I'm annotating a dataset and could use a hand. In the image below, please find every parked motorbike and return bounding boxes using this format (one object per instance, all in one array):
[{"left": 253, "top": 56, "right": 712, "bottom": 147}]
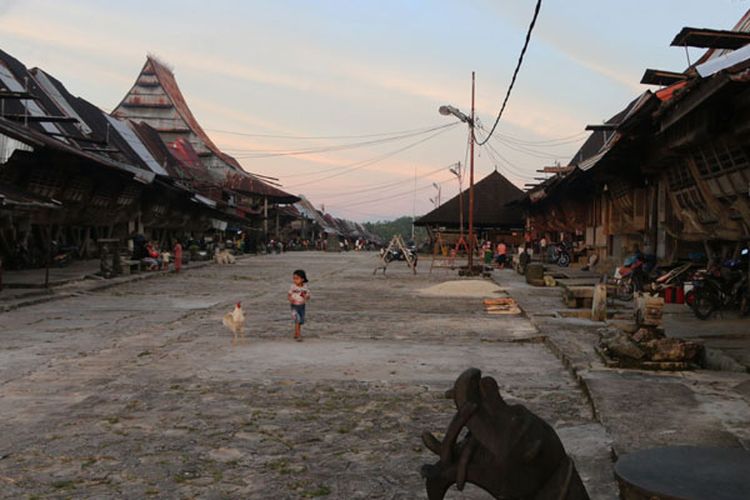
[
  {"left": 688, "top": 249, "right": 749, "bottom": 320},
  {"left": 50, "top": 240, "right": 78, "bottom": 267},
  {"left": 611, "top": 252, "right": 662, "bottom": 301},
  {"left": 549, "top": 241, "right": 572, "bottom": 267},
  {"left": 383, "top": 244, "right": 418, "bottom": 265}
]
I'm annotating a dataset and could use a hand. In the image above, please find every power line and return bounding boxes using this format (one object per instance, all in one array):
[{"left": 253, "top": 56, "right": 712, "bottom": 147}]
[
  {"left": 480, "top": 142, "right": 535, "bottom": 180},
  {"left": 476, "top": 121, "right": 570, "bottom": 170},
  {"left": 316, "top": 162, "right": 458, "bottom": 200},
  {"left": 328, "top": 175, "right": 455, "bottom": 210},
  {"left": 219, "top": 122, "right": 459, "bottom": 159},
  {"left": 474, "top": 124, "right": 535, "bottom": 176},
  {"left": 492, "top": 136, "right": 568, "bottom": 160},
  {"left": 475, "top": 0, "right": 543, "bottom": 146},
  {"left": 284, "top": 126, "right": 455, "bottom": 188},
  {"left": 207, "top": 123, "right": 459, "bottom": 140},
  {"left": 495, "top": 131, "right": 587, "bottom": 147},
  {"left": 261, "top": 124, "right": 458, "bottom": 181}
]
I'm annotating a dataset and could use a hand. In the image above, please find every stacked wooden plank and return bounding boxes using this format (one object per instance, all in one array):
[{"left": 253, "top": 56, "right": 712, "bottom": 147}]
[{"left": 483, "top": 297, "right": 522, "bottom": 315}]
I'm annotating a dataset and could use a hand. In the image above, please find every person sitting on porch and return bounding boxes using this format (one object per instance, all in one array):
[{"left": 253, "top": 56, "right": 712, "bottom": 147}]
[
  {"left": 495, "top": 241, "right": 508, "bottom": 268},
  {"left": 142, "top": 241, "right": 162, "bottom": 271}
]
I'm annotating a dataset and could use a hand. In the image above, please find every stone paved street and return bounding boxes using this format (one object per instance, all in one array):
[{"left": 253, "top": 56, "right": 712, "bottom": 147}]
[{"left": 0, "top": 252, "right": 614, "bottom": 499}]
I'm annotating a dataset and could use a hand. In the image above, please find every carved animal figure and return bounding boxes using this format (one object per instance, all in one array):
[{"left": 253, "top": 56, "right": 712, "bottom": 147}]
[{"left": 421, "top": 368, "right": 589, "bottom": 500}]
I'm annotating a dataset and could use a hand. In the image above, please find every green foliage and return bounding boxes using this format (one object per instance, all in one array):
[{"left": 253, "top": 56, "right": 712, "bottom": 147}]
[{"left": 363, "top": 216, "right": 428, "bottom": 244}]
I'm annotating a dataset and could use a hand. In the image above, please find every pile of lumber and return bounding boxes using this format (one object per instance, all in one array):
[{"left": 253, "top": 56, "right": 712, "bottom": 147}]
[{"left": 483, "top": 297, "right": 522, "bottom": 315}]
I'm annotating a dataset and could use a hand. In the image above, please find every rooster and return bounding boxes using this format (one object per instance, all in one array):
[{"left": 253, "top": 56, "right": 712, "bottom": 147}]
[{"left": 222, "top": 302, "right": 246, "bottom": 341}]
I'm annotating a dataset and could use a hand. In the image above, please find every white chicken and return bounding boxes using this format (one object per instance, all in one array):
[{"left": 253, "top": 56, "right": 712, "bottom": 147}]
[{"left": 222, "top": 302, "right": 246, "bottom": 341}]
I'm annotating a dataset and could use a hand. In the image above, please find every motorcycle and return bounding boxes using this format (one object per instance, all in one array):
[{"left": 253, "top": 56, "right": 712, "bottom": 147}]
[
  {"left": 50, "top": 240, "right": 78, "bottom": 267},
  {"left": 611, "top": 255, "right": 644, "bottom": 301},
  {"left": 688, "top": 249, "right": 749, "bottom": 320},
  {"left": 610, "top": 253, "right": 663, "bottom": 301},
  {"left": 549, "top": 242, "right": 571, "bottom": 267},
  {"left": 382, "top": 244, "right": 418, "bottom": 265}
]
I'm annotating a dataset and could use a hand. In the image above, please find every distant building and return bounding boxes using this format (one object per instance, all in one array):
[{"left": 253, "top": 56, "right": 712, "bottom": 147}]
[{"left": 415, "top": 169, "right": 525, "bottom": 244}]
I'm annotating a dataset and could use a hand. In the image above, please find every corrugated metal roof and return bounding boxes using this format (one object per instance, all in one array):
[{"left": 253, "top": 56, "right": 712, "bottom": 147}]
[
  {"left": 224, "top": 171, "right": 299, "bottom": 203},
  {"left": 0, "top": 116, "right": 155, "bottom": 184},
  {"left": 0, "top": 61, "right": 66, "bottom": 139},
  {"left": 31, "top": 69, "right": 93, "bottom": 135},
  {"left": 129, "top": 121, "right": 216, "bottom": 187},
  {"left": 105, "top": 116, "right": 168, "bottom": 176},
  {"left": 696, "top": 42, "right": 750, "bottom": 77},
  {"left": 116, "top": 57, "right": 244, "bottom": 172}
]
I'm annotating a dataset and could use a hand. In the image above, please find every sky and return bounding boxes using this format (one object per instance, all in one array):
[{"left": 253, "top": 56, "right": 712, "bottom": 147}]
[{"left": 1, "top": 0, "right": 748, "bottom": 221}]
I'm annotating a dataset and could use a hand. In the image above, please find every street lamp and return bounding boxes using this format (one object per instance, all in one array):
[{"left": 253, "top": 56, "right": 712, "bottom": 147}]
[
  {"left": 439, "top": 71, "right": 476, "bottom": 271},
  {"left": 439, "top": 105, "right": 471, "bottom": 124}
]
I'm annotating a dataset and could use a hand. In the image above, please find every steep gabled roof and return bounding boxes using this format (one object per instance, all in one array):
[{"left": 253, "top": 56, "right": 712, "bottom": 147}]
[
  {"left": 224, "top": 172, "right": 300, "bottom": 203},
  {"left": 113, "top": 56, "right": 243, "bottom": 171},
  {"left": 113, "top": 56, "right": 298, "bottom": 201},
  {"left": 130, "top": 121, "right": 215, "bottom": 186},
  {"left": 415, "top": 170, "right": 524, "bottom": 229}
]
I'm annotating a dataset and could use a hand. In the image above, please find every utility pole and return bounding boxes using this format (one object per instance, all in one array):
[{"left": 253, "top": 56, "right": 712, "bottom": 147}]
[
  {"left": 468, "top": 71, "right": 476, "bottom": 271},
  {"left": 411, "top": 165, "right": 416, "bottom": 241},
  {"left": 450, "top": 162, "right": 464, "bottom": 238}
]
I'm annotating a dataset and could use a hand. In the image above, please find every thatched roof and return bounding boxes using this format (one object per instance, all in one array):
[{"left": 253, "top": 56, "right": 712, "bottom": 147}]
[{"left": 415, "top": 170, "right": 524, "bottom": 229}]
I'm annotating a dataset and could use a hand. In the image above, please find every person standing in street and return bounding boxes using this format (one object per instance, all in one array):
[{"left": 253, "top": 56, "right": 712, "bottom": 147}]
[
  {"left": 173, "top": 241, "right": 183, "bottom": 273},
  {"left": 496, "top": 240, "right": 507, "bottom": 269},
  {"left": 288, "top": 269, "right": 310, "bottom": 342}
]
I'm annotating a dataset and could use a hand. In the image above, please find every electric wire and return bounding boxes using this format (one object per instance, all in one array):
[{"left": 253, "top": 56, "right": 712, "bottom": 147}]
[
  {"left": 475, "top": 118, "right": 573, "bottom": 161},
  {"left": 268, "top": 123, "right": 459, "bottom": 181},
  {"left": 474, "top": 124, "right": 537, "bottom": 179},
  {"left": 283, "top": 125, "right": 456, "bottom": 188},
  {"left": 475, "top": 0, "right": 543, "bottom": 146},
  {"left": 316, "top": 162, "right": 459, "bottom": 200},
  {"left": 492, "top": 136, "right": 569, "bottom": 160},
  {"left": 220, "top": 122, "right": 459, "bottom": 159},
  {"left": 495, "top": 131, "right": 588, "bottom": 147},
  {"left": 482, "top": 142, "right": 536, "bottom": 181},
  {"left": 328, "top": 175, "right": 455, "bottom": 210},
  {"left": 207, "top": 123, "right": 461, "bottom": 141}
]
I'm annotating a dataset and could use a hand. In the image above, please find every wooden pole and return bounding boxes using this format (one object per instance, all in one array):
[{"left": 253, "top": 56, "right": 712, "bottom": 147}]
[
  {"left": 468, "top": 71, "right": 476, "bottom": 270},
  {"left": 45, "top": 226, "right": 51, "bottom": 288},
  {"left": 263, "top": 197, "right": 268, "bottom": 241},
  {"left": 458, "top": 161, "right": 464, "bottom": 238}
]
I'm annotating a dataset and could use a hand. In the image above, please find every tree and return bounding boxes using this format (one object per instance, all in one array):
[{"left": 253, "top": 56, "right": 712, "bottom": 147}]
[{"left": 362, "top": 216, "right": 427, "bottom": 244}]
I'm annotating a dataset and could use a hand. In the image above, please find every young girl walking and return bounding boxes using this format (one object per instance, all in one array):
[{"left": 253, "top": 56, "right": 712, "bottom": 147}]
[{"left": 287, "top": 269, "right": 310, "bottom": 341}]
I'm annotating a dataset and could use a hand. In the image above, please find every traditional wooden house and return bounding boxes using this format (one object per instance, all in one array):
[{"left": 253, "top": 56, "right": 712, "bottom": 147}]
[
  {"left": 112, "top": 56, "right": 298, "bottom": 244},
  {"left": 522, "top": 11, "right": 750, "bottom": 265},
  {"left": 415, "top": 169, "right": 525, "bottom": 245},
  {"left": 0, "top": 49, "right": 162, "bottom": 265},
  {"left": 0, "top": 47, "right": 272, "bottom": 267},
  {"left": 523, "top": 96, "right": 657, "bottom": 262}
]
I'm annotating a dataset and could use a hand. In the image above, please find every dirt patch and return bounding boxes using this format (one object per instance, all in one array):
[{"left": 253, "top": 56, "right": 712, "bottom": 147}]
[{"left": 417, "top": 279, "right": 500, "bottom": 298}]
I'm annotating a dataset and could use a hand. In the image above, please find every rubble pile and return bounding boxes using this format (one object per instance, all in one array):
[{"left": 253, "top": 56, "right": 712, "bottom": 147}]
[{"left": 598, "top": 327, "right": 704, "bottom": 370}]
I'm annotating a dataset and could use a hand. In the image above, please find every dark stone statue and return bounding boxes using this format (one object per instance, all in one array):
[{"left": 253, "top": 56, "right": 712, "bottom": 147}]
[{"left": 421, "top": 368, "right": 590, "bottom": 500}]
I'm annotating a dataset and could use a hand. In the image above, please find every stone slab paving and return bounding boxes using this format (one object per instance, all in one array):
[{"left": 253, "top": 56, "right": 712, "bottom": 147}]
[
  {"left": 0, "top": 253, "right": 615, "bottom": 498},
  {"left": 493, "top": 268, "right": 750, "bottom": 457}
]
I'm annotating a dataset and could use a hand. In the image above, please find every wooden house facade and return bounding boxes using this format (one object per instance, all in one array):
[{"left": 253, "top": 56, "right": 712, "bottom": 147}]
[
  {"left": 0, "top": 49, "right": 299, "bottom": 268},
  {"left": 416, "top": 169, "right": 526, "bottom": 245},
  {"left": 112, "top": 56, "right": 298, "bottom": 245},
  {"left": 523, "top": 13, "right": 750, "bottom": 267}
]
